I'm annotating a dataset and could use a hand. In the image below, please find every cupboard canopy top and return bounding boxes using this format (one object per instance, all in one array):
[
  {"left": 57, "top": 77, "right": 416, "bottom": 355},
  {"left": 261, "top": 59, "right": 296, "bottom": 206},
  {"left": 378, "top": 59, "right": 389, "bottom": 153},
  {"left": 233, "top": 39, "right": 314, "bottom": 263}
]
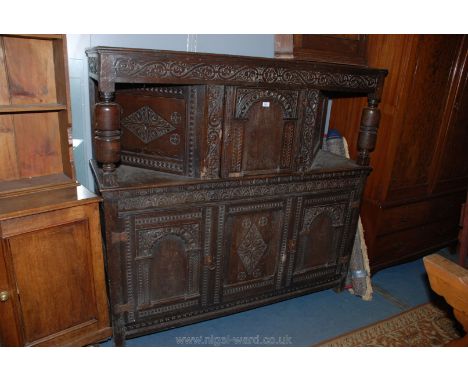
[{"left": 86, "top": 46, "right": 387, "bottom": 95}]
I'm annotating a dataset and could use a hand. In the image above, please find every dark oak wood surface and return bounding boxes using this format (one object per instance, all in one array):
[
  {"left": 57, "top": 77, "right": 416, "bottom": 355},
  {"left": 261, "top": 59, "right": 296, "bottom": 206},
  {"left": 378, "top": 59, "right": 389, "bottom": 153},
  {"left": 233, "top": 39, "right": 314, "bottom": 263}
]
[{"left": 87, "top": 47, "right": 386, "bottom": 345}]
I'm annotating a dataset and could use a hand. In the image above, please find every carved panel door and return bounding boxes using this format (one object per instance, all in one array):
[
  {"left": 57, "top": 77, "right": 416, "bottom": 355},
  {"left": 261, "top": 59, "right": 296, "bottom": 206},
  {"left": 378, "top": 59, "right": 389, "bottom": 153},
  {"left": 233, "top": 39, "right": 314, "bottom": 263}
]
[
  {"left": 287, "top": 193, "right": 351, "bottom": 287},
  {"left": 221, "top": 86, "right": 327, "bottom": 177},
  {"left": 124, "top": 208, "right": 208, "bottom": 323},
  {"left": 115, "top": 85, "right": 202, "bottom": 177},
  {"left": 216, "top": 199, "right": 293, "bottom": 303}
]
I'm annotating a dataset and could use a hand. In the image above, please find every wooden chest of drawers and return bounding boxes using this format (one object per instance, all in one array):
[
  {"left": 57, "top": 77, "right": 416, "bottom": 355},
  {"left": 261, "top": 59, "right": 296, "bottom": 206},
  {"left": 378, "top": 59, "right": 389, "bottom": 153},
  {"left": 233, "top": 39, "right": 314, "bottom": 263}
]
[{"left": 87, "top": 47, "right": 386, "bottom": 345}]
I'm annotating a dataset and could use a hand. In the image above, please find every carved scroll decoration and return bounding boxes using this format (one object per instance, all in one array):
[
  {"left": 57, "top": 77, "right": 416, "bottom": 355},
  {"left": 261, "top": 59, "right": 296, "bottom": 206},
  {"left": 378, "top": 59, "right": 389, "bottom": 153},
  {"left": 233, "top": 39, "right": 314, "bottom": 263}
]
[
  {"left": 203, "top": 85, "right": 224, "bottom": 179},
  {"left": 234, "top": 88, "right": 299, "bottom": 119},
  {"left": 138, "top": 224, "right": 201, "bottom": 258},
  {"left": 117, "top": 171, "right": 365, "bottom": 211},
  {"left": 112, "top": 58, "right": 379, "bottom": 90},
  {"left": 302, "top": 204, "right": 346, "bottom": 231},
  {"left": 298, "top": 89, "right": 320, "bottom": 172}
]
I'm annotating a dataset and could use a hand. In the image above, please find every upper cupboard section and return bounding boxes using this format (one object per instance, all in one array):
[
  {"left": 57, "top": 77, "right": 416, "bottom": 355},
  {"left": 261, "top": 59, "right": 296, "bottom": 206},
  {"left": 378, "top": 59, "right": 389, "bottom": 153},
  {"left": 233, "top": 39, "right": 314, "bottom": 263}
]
[{"left": 87, "top": 47, "right": 387, "bottom": 181}]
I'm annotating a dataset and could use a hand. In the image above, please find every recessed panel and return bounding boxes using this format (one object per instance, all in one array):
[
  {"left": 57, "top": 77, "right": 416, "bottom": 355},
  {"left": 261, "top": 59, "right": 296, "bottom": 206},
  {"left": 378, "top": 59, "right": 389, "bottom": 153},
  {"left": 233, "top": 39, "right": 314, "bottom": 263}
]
[
  {"left": 3, "top": 36, "right": 58, "bottom": 105},
  {"left": 9, "top": 221, "right": 96, "bottom": 344}
]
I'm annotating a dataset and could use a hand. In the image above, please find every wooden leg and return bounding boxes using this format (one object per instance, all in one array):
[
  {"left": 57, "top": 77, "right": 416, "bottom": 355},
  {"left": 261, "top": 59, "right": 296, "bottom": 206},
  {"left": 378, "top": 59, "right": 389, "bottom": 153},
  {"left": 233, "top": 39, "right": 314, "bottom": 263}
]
[{"left": 112, "top": 315, "right": 126, "bottom": 347}]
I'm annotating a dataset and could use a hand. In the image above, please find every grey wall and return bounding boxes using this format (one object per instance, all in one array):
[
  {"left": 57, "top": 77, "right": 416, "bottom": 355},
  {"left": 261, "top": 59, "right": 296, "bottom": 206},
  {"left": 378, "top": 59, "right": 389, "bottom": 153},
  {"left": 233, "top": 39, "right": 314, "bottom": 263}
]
[{"left": 66, "top": 34, "right": 275, "bottom": 190}]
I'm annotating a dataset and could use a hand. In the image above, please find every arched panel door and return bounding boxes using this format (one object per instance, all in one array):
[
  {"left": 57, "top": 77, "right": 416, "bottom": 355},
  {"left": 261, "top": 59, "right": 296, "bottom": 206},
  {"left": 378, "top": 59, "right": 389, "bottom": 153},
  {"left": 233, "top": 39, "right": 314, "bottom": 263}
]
[
  {"left": 291, "top": 198, "right": 348, "bottom": 287},
  {"left": 126, "top": 209, "right": 206, "bottom": 325},
  {"left": 222, "top": 86, "right": 301, "bottom": 177}
]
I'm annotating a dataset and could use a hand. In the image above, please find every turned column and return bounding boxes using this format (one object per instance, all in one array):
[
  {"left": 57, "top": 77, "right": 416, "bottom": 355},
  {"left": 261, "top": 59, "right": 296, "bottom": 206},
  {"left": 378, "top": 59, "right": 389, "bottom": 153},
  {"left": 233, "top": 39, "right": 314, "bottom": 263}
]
[
  {"left": 94, "top": 91, "right": 121, "bottom": 173},
  {"left": 357, "top": 97, "right": 381, "bottom": 166}
]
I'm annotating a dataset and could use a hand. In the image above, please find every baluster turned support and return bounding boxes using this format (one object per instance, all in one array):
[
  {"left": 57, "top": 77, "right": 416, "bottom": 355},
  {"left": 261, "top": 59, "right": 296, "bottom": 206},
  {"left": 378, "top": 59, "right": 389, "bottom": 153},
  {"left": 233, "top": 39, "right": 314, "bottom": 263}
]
[
  {"left": 357, "top": 97, "right": 381, "bottom": 166},
  {"left": 94, "top": 91, "right": 121, "bottom": 173}
]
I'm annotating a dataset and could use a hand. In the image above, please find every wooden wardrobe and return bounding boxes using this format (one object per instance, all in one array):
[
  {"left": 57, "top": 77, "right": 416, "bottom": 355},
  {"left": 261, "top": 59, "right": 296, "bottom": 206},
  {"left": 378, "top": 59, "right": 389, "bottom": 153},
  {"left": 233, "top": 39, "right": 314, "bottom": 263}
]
[{"left": 327, "top": 35, "right": 468, "bottom": 271}]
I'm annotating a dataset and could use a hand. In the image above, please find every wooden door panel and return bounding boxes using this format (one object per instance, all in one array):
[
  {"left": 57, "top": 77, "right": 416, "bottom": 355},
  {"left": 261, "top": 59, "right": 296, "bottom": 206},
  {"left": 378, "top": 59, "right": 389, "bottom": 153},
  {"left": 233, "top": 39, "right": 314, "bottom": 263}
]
[
  {"left": 115, "top": 85, "right": 202, "bottom": 177},
  {"left": 220, "top": 199, "right": 292, "bottom": 302},
  {"left": 290, "top": 194, "right": 349, "bottom": 286},
  {"left": 8, "top": 220, "right": 96, "bottom": 345},
  {"left": 127, "top": 208, "right": 205, "bottom": 321},
  {"left": 222, "top": 86, "right": 302, "bottom": 177},
  {"left": 2, "top": 36, "right": 58, "bottom": 105},
  {"left": 0, "top": 241, "right": 22, "bottom": 346}
]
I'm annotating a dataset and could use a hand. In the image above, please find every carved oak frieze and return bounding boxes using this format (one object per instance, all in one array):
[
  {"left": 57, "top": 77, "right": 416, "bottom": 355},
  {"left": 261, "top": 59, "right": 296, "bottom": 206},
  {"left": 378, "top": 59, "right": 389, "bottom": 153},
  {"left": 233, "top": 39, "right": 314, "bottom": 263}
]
[
  {"left": 116, "top": 171, "right": 364, "bottom": 211},
  {"left": 111, "top": 57, "right": 379, "bottom": 90}
]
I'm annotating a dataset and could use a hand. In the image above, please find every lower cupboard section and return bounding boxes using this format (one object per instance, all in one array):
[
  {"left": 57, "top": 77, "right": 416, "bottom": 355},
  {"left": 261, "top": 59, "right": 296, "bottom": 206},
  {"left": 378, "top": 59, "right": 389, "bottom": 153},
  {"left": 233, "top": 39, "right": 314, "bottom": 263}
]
[{"left": 104, "top": 182, "right": 364, "bottom": 345}]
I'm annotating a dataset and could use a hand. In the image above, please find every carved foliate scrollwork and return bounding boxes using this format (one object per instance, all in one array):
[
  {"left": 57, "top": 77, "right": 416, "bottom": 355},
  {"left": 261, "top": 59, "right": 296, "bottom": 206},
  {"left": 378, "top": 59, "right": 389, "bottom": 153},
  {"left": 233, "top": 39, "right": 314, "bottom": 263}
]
[
  {"left": 112, "top": 57, "right": 379, "bottom": 90},
  {"left": 298, "top": 89, "right": 320, "bottom": 172},
  {"left": 138, "top": 224, "right": 201, "bottom": 258},
  {"left": 234, "top": 88, "right": 299, "bottom": 119},
  {"left": 203, "top": 85, "right": 224, "bottom": 179},
  {"left": 302, "top": 204, "right": 346, "bottom": 231},
  {"left": 117, "top": 170, "right": 365, "bottom": 211}
]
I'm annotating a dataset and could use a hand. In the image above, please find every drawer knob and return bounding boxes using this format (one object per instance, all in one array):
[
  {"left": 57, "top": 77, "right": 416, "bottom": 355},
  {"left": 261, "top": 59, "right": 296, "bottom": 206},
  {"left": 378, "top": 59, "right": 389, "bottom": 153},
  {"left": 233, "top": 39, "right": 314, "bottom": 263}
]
[{"left": 0, "top": 290, "right": 9, "bottom": 302}]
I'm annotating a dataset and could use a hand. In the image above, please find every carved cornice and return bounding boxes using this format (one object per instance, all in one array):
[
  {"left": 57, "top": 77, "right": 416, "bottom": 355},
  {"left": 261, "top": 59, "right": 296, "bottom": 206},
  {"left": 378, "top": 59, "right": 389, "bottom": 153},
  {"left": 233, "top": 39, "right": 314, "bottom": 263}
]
[{"left": 111, "top": 57, "right": 379, "bottom": 90}]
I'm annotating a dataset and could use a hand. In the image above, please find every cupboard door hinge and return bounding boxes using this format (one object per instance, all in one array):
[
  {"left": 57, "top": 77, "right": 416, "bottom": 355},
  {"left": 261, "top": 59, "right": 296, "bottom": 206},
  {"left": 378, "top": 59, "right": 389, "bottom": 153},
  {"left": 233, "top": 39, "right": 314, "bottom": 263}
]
[
  {"left": 114, "top": 303, "right": 131, "bottom": 314},
  {"left": 111, "top": 231, "right": 128, "bottom": 245}
]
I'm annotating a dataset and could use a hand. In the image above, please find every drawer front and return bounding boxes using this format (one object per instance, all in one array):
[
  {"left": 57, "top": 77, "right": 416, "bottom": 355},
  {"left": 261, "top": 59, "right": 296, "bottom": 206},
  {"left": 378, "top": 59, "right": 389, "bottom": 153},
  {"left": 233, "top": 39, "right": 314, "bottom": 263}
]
[
  {"left": 373, "top": 218, "right": 459, "bottom": 268},
  {"left": 378, "top": 193, "right": 465, "bottom": 235},
  {"left": 122, "top": 207, "right": 208, "bottom": 325}
]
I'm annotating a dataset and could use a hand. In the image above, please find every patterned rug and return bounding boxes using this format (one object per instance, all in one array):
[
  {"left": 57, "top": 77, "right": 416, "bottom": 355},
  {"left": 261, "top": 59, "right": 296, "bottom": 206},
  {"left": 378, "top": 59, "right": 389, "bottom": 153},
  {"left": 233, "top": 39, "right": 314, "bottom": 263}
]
[{"left": 316, "top": 302, "right": 463, "bottom": 346}]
